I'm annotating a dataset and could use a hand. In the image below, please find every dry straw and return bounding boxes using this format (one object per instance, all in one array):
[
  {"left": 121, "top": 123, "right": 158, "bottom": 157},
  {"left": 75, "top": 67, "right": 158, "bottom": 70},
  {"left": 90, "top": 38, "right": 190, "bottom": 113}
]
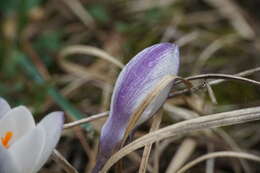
[
  {"left": 59, "top": 45, "right": 124, "bottom": 71},
  {"left": 139, "top": 111, "right": 163, "bottom": 173},
  {"left": 100, "top": 106, "right": 260, "bottom": 172},
  {"left": 52, "top": 150, "right": 79, "bottom": 173},
  {"left": 177, "top": 151, "right": 260, "bottom": 173}
]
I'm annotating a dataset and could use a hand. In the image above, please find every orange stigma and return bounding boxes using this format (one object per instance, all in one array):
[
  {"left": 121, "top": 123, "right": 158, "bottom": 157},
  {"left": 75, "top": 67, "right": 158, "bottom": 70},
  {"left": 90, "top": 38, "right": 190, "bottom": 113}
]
[{"left": 1, "top": 131, "right": 13, "bottom": 148}]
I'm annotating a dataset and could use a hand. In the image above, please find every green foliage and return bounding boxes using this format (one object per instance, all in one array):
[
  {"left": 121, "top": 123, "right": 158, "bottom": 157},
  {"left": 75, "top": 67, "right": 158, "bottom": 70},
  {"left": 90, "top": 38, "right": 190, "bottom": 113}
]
[
  {"left": 34, "top": 31, "right": 63, "bottom": 68},
  {"left": 87, "top": 4, "right": 110, "bottom": 24}
]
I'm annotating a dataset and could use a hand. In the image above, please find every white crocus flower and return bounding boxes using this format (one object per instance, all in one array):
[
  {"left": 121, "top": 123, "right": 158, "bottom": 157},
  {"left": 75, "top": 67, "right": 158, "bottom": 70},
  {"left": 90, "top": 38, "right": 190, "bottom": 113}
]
[{"left": 0, "top": 98, "right": 64, "bottom": 173}]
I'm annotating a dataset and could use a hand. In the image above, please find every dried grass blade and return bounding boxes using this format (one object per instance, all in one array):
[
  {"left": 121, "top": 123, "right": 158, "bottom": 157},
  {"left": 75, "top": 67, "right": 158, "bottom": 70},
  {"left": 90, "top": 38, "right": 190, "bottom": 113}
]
[
  {"left": 214, "top": 129, "right": 252, "bottom": 173},
  {"left": 205, "top": 81, "right": 217, "bottom": 104},
  {"left": 204, "top": 0, "right": 255, "bottom": 39},
  {"left": 59, "top": 45, "right": 124, "bottom": 69},
  {"left": 165, "top": 138, "right": 197, "bottom": 173},
  {"left": 209, "top": 67, "right": 260, "bottom": 85},
  {"left": 52, "top": 149, "right": 78, "bottom": 173},
  {"left": 176, "top": 151, "right": 260, "bottom": 173},
  {"left": 186, "top": 73, "right": 260, "bottom": 86},
  {"left": 175, "top": 31, "right": 199, "bottom": 47},
  {"left": 205, "top": 143, "right": 215, "bottom": 173},
  {"left": 100, "top": 106, "right": 260, "bottom": 172},
  {"left": 61, "top": 0, "right": 95, "bottom": 27},
  {"left": 139, "top": 111, "right": 163, "bottom": 173},
  {"left": 192, "top": 34, "right": 238, "bottom": 74},
  {"left": 169, "top": 68, "right": 260, "bottom": 98},
  {"left": 64, "top": 111, "right": 109, "bottom": 129}
]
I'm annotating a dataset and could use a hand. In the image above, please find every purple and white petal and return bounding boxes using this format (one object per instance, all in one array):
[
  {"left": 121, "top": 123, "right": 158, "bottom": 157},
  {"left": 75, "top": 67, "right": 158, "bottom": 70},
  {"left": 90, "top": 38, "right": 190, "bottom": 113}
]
[
  {"left": 93, "top": 43, "right": 180, "bottom": 172},
  {"left": 0, "top": 98, "right": 11, "bottom": 120},
  {"left": 109, "top": 43, "right": 179, "bottom": 128}
]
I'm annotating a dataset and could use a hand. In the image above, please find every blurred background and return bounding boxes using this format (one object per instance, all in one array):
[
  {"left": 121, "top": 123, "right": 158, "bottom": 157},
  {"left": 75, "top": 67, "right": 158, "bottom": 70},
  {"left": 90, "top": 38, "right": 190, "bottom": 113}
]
[{"left": 1, "top": 0, "right": 260, "bottom": 172}]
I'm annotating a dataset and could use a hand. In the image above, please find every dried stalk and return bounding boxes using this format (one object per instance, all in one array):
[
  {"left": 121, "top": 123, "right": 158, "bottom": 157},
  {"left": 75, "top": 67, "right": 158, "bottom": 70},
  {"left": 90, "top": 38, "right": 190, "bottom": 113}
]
[
  {"left": 64, "top": 111, "right": 109, "bottom": 129},
  {"left": 139, "top": 111, "right": 162, "bottom": 173},
  {"left": 204, "top": 0, "right": 255, "bottom": 39},
  {"left": 185, "top": 73, "right": 260, "bottom": 86},
  {"left": 169, "top": 68, "right": 260, "bottom": 98},
  {"left": 52, "top": 149, "right": 78, "bottom": 173},
  {"left": 61, "top": 0, "right": 95, "bottom": 27},
  {"left": 192, "top": 34, "right": 238, "bottom": 74},
  {"left": 165, "top": 138, "right": 197, "bottom": 173},
  {"left": 165, "top": 103, "right": 251, "bottom": 172},
  {"left": 176, "top": 151, "right": 260, "bottom": 173},
  {"left": 59, "top": 45, "right": 124, "bottom": 69},
  {"left": 210, "top": 67, "right": 260, "bottom": 85},
  {"left": 100, "top": 106, "right": 260, "bottom": 172},
  {"left": 205, "top": 81, "right": 217, "bottom": 104},
  {"left": 175, "top": 31, "right": 199, "bottom": 47}
]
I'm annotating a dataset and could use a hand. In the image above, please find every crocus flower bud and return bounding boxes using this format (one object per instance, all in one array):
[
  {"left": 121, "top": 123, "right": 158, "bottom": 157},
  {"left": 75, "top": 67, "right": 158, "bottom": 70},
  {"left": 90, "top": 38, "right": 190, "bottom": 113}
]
[
  {"left": 93, "top": 43, "right": 180, "bottom": 172},
  {"left": 0, "top": 98, "right": 64, "bottom": 173}
]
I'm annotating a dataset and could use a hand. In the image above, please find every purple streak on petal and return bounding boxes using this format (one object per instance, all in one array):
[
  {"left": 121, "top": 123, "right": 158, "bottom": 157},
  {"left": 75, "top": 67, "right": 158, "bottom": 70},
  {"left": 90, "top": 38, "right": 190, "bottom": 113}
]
[
  {"left": 112, "top": 43, "right": 178, "bottom": 124},
  {"left": 93, "top": 43, "right": 180, "bottom": 172},
  {"left": 110, "top": 43, "right": 179, "bottom": 128},
  {"left": 116, "top": 44, "right": 170, "bottom": 113}
]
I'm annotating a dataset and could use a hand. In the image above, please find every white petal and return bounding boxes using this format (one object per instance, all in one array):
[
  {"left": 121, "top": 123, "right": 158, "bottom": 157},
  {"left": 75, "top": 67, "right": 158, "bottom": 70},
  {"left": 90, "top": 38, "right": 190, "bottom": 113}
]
[
  {"left": 33, "top": 112, "right": 64, "bottom": 172},
  {"left": 0, "top": 98, "right": 11, "bottom": 120},
  {"left": 9, "top": 127, "right": 45, "bottom": 173},
  {"left": 0, "top": 106, "right": 35, "bottom": 145},
  {"left": 0, "top": 145, "right": 20, "bottom": 173},
  {"left": 137, "top": 81, "right": 173, "bottom": 125}
]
